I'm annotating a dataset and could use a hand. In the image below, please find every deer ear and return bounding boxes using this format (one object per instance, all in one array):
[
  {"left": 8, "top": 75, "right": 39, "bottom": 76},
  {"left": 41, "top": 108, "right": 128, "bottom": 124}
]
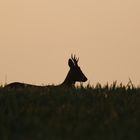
[{"left": 68, "top": 59, "right": 74, "bottom": 68}]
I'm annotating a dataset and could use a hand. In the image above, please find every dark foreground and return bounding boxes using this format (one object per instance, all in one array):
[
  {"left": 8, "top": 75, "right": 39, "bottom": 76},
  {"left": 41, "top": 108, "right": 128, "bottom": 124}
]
[{"left": 0, "top": 84, "right": 140, "bottom": 140}]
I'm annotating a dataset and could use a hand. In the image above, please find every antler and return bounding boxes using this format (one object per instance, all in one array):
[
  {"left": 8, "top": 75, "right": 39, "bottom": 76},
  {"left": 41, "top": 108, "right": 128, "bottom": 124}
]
[{"left": 71, "top": 54, "right": 79, "bottom": 66}]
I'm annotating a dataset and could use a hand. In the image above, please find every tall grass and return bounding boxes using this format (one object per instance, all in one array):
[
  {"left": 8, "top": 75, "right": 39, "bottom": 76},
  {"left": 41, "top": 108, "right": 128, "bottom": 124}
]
[{"left": 0, "top": 82, "right": 140, "bottom": 140}]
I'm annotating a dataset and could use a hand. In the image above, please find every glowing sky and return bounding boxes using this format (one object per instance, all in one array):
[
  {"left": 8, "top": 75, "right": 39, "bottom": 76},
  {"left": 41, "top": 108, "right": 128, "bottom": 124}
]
[{"left": 0, "top": 0, "right": 140, "bottom": 85}]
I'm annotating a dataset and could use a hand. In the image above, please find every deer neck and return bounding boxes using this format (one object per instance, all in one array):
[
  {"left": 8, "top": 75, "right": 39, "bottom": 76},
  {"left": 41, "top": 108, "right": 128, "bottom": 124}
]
[{"left": 61, "top": 70, "right": 75, "bottom": 87}]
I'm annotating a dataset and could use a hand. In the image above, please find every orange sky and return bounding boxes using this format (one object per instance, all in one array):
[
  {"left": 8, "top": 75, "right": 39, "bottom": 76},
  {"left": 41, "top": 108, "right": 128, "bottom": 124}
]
[{"left": 0, "top": 0, "right": 140, "bottom": 86}]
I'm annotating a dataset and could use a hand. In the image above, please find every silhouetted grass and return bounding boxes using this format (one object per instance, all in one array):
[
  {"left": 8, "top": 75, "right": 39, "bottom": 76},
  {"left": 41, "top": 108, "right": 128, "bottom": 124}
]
[{"left": 0, "top": 82, "right": 140, "bottom": 140}]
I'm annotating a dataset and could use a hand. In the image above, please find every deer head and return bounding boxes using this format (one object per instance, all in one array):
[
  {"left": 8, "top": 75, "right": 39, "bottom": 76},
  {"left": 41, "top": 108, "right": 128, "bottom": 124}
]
[{"left": 61, "top": 54, "right": 88, "bottom": 87}]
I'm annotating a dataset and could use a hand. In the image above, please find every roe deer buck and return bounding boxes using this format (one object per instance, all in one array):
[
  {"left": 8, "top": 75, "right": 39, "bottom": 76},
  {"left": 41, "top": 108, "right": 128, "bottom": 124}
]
[{"left": 5, "top": 54, "right": 87, "bottom": 88}]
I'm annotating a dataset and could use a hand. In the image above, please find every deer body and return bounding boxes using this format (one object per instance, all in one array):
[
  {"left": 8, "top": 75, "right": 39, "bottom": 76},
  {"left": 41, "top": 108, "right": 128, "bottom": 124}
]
[{"left": 5, "top": 55, "right": 87, "bottom": 88}]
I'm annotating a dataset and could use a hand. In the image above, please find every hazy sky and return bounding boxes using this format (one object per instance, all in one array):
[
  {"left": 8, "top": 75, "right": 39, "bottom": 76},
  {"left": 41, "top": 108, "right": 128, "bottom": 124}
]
[{"left": 0, "top": 0, "right": 140, "bottom": 85}]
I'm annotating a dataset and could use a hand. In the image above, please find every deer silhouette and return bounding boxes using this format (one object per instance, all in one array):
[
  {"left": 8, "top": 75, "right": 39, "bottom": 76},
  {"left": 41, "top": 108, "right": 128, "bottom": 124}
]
[{"left": 5, "top": 54, "right": 87, "bottom": 88}]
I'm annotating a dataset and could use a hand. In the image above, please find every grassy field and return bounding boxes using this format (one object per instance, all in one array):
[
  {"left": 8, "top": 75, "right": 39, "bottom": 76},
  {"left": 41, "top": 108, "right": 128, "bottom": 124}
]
[{"left": 0, "top": 82, "right": 140, "bottom": 140}]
